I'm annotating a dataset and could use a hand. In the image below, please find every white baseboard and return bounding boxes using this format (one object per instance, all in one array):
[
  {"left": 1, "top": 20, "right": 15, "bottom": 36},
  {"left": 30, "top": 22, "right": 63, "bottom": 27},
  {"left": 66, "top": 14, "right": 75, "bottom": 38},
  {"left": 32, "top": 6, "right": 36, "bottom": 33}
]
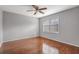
[{"left": 3, "top": 35, "right": 39, "bottom": 43}]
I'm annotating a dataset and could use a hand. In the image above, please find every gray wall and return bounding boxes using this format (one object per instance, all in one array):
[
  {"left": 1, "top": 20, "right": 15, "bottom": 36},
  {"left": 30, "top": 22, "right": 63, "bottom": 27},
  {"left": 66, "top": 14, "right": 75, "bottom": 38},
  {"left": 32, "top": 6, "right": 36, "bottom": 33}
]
[
  {"left": 0, "top": 10, "right": 3, "bottom": 47},
  {"left": 3, "top": 11, "right": 39, "bottom": 42},
  {"left": 40, "top": 6, "right": 79, "bottom": 47}
]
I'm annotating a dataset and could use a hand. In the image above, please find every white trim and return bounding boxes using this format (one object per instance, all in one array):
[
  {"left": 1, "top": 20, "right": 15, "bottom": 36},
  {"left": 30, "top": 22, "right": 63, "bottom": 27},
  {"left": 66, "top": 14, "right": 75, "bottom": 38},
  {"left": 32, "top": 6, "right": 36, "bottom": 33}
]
[
  {"left": 3, "top": 35, "right": 39, "bottom": 43},
  {"left": 41, "top": 36, "right": 79, "bottom": 47}
]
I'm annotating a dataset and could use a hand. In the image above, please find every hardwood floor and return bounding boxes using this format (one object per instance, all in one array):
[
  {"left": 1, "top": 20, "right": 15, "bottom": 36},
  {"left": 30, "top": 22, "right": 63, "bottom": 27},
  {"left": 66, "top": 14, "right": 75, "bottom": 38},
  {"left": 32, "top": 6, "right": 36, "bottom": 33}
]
[
  {"left": 2, "top": 37, "right": 42, "bottom": 54},
  {"left": 41, "top": 37, "right": 79, "bottom": 54},
  {"left": 1, "top": 36, "right": 79, "bottom": 54},
  {"left": 0, "top": 47, "right": 2, "bottom": 53}
]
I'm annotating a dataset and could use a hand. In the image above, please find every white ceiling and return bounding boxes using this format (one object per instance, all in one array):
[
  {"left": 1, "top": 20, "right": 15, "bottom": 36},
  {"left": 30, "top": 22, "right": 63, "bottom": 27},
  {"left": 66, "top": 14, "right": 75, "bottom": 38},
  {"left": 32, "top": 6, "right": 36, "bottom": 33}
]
[{"left": 0, "top": 5, "right": 78, "bottom": 18}]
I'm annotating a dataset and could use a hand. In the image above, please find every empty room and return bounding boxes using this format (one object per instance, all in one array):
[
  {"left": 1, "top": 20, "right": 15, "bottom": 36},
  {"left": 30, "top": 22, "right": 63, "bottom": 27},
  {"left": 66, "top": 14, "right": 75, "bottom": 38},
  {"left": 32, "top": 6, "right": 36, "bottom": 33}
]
[{"left": 0, "top": 5, "right": 79, "bottom": 54}]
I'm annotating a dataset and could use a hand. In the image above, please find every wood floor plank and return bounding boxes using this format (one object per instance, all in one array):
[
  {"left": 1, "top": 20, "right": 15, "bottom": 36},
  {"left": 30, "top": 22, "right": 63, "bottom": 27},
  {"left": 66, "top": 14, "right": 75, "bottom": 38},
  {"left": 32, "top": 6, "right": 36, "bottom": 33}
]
[{"left": 1, "top": 36, "right": 79, "bottom": 54}]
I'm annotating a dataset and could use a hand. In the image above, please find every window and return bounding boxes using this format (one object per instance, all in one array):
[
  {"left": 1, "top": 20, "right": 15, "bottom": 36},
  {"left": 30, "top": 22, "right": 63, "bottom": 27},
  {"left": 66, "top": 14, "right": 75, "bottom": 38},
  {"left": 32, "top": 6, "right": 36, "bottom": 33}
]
[{"left": 43, "top": 17, "right": 59, "bottom": 34}]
